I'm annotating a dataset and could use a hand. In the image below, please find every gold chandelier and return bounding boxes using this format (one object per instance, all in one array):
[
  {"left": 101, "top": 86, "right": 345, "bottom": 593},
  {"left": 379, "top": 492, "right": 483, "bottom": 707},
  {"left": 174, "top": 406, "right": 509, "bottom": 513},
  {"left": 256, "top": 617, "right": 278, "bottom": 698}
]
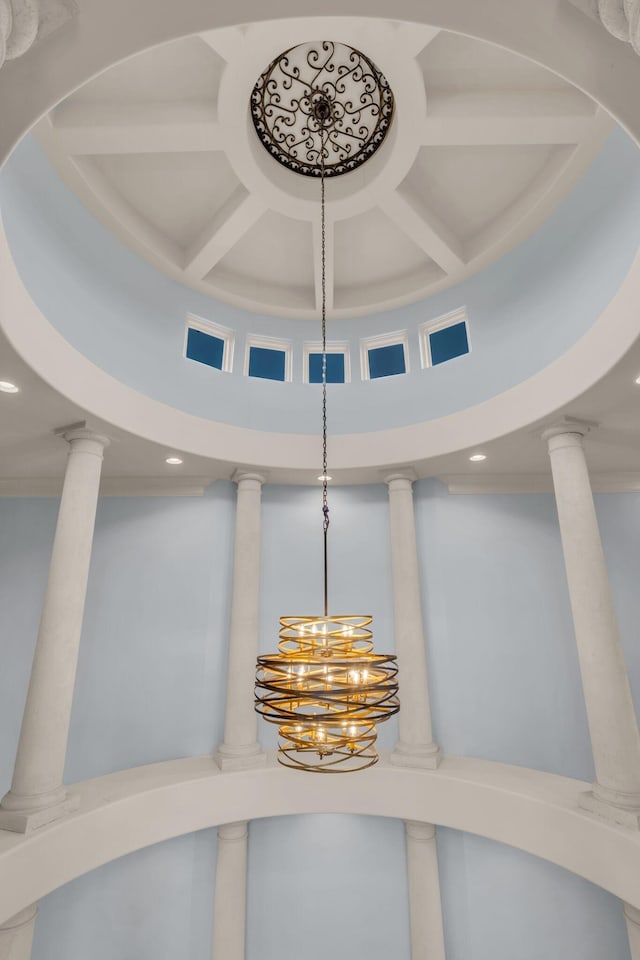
[{"left": 254, "top": 46, "right": 399, "bottom": 772}]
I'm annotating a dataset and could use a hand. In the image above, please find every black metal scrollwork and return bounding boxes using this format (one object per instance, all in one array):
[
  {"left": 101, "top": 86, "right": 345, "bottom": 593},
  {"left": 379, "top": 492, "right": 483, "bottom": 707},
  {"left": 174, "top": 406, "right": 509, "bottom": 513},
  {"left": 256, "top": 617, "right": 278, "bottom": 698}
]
[{"left": 250, "top": 41, "right": 394, "bottom": 178}]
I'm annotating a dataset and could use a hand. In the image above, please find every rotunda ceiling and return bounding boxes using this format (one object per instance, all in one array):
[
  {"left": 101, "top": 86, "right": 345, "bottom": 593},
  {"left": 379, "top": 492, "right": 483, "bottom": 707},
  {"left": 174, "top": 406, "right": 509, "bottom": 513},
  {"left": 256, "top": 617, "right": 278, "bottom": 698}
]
[{"left": 34, "top": 18, "right": 610, "bottom": 320}]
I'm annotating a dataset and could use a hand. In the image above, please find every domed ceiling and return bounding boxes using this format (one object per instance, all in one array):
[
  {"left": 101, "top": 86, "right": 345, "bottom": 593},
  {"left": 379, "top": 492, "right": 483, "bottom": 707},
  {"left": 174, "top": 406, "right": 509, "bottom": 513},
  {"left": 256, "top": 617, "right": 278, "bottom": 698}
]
[{"left": 35, "top": 18, "right": 610, "bottom": 319}]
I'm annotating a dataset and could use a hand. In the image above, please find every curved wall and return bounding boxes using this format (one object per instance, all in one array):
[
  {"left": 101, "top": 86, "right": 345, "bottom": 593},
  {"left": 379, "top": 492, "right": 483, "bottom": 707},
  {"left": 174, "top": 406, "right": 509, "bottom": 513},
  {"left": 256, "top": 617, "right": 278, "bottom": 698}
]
[
  {"left": 7, "top": 480, "right": 640, "bottom": 794},
  {"left": 1, "top": 129, "right": 639, "bottom": 435},
  {"left": 2, "top": 484, "right": 640, "bottom": 955}
]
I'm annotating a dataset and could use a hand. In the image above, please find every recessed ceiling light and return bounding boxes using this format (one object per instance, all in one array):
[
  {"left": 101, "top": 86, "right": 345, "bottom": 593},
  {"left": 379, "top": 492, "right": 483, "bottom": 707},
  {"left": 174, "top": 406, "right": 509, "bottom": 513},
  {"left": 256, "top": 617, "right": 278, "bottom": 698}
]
[
  {"left": 469, "top": 454, "right": 486, "bottom": 462},
  {"left": 317, "top": 474, "right": 333, "bottom": 482},
  {"left": 165, "top": 457, "right": 183, "bottom": 465},
  {"left": 0, "top": 380, "right": 19, "bottom": 393},
  {"left": 635, "top": 376, "right": 640, "bottom": 385}
]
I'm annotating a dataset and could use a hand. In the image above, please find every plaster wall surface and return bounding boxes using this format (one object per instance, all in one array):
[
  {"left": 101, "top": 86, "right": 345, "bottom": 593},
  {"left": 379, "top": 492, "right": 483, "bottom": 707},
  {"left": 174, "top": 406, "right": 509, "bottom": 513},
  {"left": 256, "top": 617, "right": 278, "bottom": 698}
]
[
  {"left": 2, "top": 485, "right": 640, "bottom": 957},
  {"left": 1, "top": 129, "right": 639, "bottom": 435}
]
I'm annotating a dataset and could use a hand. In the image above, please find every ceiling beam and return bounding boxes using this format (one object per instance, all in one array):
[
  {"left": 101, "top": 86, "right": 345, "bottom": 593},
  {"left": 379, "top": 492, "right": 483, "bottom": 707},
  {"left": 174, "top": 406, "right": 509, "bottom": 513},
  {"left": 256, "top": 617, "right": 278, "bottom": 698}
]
[
  {"left": 422, "top": 90, "right": 597, "bottom": 146},
  {"left": 51, "top": 101, "right": 221, "bottom": 155},
  {"left": 312, "top": 217, "right": 335, "bottom": 316},
  {"left": 184, "top": 187, "right": 266, "bottom": 279},
  {"left": 379, "top": 189, "right": 465, "bottom": 275}
]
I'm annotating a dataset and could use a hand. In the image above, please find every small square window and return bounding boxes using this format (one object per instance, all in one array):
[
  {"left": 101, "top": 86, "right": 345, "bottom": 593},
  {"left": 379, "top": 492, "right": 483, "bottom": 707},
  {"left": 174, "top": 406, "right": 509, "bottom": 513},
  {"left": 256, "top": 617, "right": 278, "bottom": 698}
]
[
  {"left": 429, "top": 321, "right": 469, "bottom": 365},
  {"left": 186, "top": 328, "right": 225, "bottom": 370},
  {"left": 184, "top": 315, "right": 234, "bottom": 372},
  {"left": 309, "top": 353, "right": 346, "bottom": 384},
  {"left": 419, "top": 308, "right": 470, "bottom": 369},
  {"left": 248, "top": 346, "right": 287, "bottom": 382},
  {"left": 368, "top": 343, "right": 406, "bottom": 380}
]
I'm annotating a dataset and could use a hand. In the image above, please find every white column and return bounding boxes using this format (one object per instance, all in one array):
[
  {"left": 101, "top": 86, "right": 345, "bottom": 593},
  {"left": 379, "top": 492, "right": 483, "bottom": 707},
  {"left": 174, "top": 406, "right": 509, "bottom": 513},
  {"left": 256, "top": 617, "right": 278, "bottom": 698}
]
[
  {"left": 545, "top": 422, "right": 640, "bottom": 827},
  {"left": 625, "top": 904, "right": 640, "bottom": 959},
  {"left": 0, "top": 905, "right": 37, "bottom": 960},
  {"left": 215, "top": 472, "right": 266, "bottom": 771},
  {"left": 405, "top": 822, "right": 446, "bottom": 960},
  {"left": 0, "top": 426, "right": 109, "bottom": 833},
  {"left": 211, "top": 822, "right": 247, "bottom": 960},
  {"left": 385, "top": 473, "right": 440, "bottom": 768}
]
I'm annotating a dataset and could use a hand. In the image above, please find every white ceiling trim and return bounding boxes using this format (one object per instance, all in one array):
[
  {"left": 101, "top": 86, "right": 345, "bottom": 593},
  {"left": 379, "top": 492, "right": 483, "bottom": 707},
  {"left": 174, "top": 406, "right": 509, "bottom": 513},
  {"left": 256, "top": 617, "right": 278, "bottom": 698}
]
[
  {"left": 439, "top": 472, "right": 640, "bottom": 495},
  {"left": 0, "top": 476, "right": 213, "bottom": 497}
]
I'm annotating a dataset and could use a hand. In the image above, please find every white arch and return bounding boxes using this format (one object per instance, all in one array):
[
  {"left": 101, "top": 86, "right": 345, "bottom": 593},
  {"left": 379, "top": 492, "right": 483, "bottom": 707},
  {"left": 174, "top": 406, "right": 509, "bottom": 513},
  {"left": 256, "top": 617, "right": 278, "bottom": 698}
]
[{"left": 0, "top": 755, "right": 639, "bottom": 925}]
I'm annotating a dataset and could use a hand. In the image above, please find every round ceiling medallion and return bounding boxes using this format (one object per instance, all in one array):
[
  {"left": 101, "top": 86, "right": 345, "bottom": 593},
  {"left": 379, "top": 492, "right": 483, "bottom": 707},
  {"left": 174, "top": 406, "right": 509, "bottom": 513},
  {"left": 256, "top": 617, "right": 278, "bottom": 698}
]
[{"left": 250, "top": 40, "right": 394, "bottom": 178}]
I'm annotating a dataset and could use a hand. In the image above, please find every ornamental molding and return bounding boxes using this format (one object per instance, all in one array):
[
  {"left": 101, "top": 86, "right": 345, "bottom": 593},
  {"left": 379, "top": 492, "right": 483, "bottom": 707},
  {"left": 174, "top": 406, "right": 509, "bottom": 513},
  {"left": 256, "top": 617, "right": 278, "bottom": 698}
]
[
  {"left": 250, "top": 40, "right": 394, "bottom": 178},
  {"left": 0, "top": 0, "right": 76, "bottom": 70},
  {"left": 569, "top": 0, "right": 640, "bottom": 55}
]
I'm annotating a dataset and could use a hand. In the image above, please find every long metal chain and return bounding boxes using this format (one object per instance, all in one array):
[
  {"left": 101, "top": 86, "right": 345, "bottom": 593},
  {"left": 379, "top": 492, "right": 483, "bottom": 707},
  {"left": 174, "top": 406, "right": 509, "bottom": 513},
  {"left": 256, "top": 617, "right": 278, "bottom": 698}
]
[{"left": 321, "top": 123, "right": 329, "bottom": 617}]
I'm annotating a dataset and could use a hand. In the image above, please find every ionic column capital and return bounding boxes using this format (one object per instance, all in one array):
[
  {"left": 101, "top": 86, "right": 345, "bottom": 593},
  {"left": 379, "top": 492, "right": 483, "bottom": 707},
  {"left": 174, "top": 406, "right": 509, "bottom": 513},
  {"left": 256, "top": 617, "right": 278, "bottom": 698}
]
[{"left": 405, "top": 820, "right": 436, "bottom": 842}]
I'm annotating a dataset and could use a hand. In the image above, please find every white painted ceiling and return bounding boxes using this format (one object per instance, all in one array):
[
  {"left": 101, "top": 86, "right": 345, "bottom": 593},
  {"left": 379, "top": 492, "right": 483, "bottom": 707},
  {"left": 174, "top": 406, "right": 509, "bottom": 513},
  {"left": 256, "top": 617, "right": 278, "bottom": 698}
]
[{"left": 35, "top": 21, "right": 611, "bottom": 320}]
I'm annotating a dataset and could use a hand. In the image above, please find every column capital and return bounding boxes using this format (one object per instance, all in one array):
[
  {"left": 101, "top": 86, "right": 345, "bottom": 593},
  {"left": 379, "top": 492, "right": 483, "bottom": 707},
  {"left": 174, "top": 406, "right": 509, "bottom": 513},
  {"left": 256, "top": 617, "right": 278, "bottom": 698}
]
[
  {"left": 232, "top": 469, "right": 267, "bottom": 487},
  {"left": 405, "top": 820, "right": 436, "bottom": 842},
  {"left": 542, "top": 417, "right": 594, "bottom": 445},
  {"left": 55, "top": 422, "right": 110, "bottom": 451},
  {"left": 384, "top": 467, "right": 417, "bottom": 489},
  {"left": 218, "top": 821, "right": 248, "bottom": 842}
]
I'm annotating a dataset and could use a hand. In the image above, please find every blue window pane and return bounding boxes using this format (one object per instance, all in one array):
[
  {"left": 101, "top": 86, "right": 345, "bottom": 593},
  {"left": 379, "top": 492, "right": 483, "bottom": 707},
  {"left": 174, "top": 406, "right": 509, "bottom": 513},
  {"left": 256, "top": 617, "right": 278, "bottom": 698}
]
[
  {"left": 309, "top": 352, "right": 345, "bottom": 384},
  {"left": 429, "top": 321, "right": 469, "bottom": 365},
  {"left": 248, "top": 346, "right": 286, "bottom": 381},
  {"left": 368, "top": 343, "right": 406, "bottom": 380},
  {"left": 186, "top": 328, "right": 225, "bottom": 370}
]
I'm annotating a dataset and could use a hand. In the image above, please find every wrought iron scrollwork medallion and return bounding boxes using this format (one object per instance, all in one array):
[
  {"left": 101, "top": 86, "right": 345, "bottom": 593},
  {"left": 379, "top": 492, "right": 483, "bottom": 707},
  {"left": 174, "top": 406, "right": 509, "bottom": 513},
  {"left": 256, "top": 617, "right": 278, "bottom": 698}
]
[{"left": 250, "top": 40, "right": 394, "bottom": 178}]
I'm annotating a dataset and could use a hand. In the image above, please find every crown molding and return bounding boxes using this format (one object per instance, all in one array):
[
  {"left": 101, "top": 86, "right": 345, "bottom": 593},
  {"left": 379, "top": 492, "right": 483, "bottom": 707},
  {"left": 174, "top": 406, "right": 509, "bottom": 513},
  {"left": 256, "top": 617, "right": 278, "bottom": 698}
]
[
  {"left": 0, "top": 477, "right": 214, "bottom": 498},
  {"left": 439, "top": 472, "right": 640, "bottom": 495}
]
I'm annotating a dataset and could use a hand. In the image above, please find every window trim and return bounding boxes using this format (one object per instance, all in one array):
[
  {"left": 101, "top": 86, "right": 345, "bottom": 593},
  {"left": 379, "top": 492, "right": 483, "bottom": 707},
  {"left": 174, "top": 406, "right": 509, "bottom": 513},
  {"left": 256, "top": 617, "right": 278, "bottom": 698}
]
[
  {"left": 244, "top": 334, "right": 293, "bottom": 383},
  {"left": 419, "top": 307, "right": 470, "bottom": 369},
  {"left": 360, "top": 331, "right": 409, "bottom": 381},
  {"left": 184, "top": 314, "right": 234, "bottom": 373},
  {"left": 302, "top": 341, "right": 351, "bottom": 384}
]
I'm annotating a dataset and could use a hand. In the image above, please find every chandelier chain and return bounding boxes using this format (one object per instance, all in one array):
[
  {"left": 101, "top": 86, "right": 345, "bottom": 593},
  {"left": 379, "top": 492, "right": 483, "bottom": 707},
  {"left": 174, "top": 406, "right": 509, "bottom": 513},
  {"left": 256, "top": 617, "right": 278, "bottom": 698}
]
[{"left": 321, "top": 122, "right": 329, "bottom": 617}]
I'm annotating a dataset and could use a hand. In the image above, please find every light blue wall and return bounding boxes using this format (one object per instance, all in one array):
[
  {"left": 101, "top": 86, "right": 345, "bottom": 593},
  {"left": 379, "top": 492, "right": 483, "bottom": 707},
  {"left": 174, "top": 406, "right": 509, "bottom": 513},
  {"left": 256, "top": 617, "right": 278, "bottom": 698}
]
[
  {"left": 2, "top": 484, "right": 640, "bottom": 958},
  {"left": 247, "top": 814, "right": 411, "bottom": 960},
  {"left": 415, "top": 479, "right": 594, "bottom": 780},
  {"left": 437, "top": 828, "right": 631, "bottom": 960},
  {"left": 1, "top": 129, "right": 640, "bottom": 433},
  {"left": 32, "top": 830, "right": 218, "bottom": 960}
]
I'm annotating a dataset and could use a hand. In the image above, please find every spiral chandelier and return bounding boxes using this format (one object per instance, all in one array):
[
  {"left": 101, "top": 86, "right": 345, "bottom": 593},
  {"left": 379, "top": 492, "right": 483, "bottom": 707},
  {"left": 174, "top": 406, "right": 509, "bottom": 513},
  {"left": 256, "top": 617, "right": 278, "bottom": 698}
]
[{"left": 253, "top": 41, "right": 400, "bottom": 772}]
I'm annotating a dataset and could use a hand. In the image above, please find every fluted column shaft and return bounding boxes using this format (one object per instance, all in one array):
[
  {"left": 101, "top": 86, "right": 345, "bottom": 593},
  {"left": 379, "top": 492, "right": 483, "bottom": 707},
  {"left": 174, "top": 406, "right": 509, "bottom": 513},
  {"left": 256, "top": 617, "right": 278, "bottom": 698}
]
[
  {"left": 386, "top": 474, "right": 440, "bottom": 768},
  {"left": 545, "top": 426, "right": 640, "bottom": 824},
  {"left": 0, "top": 906, "right": 37, "bottom": 960},
  {"left": 216, "top": 473, "right": 266, "bottom": 770},
  {"left": 405, "top": 822, "right": 446, "bottom": 960},
  {"left": 211, "top": 822, "right": 247, "bottom": 960},
  {"left": 0, "top": 428, "right": 109, "bottom": 832}
]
